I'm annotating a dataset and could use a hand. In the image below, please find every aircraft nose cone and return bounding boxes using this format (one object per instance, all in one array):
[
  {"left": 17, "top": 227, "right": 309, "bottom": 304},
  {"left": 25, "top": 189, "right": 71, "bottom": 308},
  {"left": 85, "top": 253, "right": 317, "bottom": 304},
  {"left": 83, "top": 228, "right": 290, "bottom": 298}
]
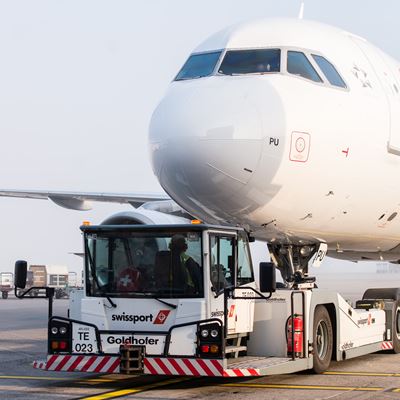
[{"left": 149, "top": 77, "right": 285, "bottom": 223}]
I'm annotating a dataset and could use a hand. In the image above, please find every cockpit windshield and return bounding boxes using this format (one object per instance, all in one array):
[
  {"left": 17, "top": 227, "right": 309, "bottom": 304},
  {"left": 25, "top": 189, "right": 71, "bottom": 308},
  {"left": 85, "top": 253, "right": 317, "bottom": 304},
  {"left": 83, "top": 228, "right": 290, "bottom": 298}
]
[
  {"left": 85, "top": 230, "right": 203, "bottom": 298},
  {"left": 175, "top": 51, "right": 222, "bottom": 81},
  {"left": 287, "top": 51, "right": 322, "bottom": 82},
  {"left": 218, "top": 49, "right": 281, "bottom": 75},
  {"left": 173, "top": 47, "right": 348, "bottom": 90}
]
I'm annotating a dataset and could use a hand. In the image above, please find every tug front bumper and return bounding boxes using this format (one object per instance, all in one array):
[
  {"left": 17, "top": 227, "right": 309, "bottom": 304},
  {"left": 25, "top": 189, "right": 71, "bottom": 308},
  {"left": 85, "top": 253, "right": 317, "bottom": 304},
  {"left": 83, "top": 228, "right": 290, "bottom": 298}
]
[
  {"left": 33, "top": 355, "right": 121, "bottom": 374},
  {"left": 33, "top": 355, "right": 262, "bottom": 377}
]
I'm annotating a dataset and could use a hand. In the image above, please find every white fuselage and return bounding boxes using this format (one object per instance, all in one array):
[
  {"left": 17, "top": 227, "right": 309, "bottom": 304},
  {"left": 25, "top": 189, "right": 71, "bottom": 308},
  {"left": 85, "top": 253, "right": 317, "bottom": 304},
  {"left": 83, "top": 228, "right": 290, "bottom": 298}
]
[{"left": 149, "top": 18, "right": 400, "bottom": 257}]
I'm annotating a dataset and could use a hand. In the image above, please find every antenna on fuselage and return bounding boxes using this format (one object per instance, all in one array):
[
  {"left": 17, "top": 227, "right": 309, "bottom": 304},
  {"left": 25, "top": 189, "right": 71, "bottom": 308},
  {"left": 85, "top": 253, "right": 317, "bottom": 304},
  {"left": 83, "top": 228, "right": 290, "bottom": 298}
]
[{"left": 298, "top": 1, "right": 305, "bottom": 19}]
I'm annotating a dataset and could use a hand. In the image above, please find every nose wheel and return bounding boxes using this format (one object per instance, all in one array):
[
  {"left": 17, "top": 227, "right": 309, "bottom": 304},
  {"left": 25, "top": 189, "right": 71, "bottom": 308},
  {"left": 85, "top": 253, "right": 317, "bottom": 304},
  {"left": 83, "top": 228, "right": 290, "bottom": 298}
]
[{"left": 268, "top": 243, "right": 318, "bottom": 288}]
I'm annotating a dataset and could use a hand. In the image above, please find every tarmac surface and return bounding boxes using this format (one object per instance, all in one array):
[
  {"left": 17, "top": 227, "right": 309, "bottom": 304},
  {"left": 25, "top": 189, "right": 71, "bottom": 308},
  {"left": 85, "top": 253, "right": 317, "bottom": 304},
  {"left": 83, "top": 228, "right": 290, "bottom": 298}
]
[{"left": 2, "top": 296, "right": 400, "bottom": 399}]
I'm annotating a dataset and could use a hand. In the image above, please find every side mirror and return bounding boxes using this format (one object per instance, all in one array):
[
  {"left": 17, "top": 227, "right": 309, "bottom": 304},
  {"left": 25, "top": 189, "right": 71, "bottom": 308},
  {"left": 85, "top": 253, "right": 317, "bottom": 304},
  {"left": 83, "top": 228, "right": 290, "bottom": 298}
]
[
  {"left": 14, "top": 260, "right": 28, "bottom": 289},
  {"left": 259, "top": 262, "right": 276, "bottom": 293}
]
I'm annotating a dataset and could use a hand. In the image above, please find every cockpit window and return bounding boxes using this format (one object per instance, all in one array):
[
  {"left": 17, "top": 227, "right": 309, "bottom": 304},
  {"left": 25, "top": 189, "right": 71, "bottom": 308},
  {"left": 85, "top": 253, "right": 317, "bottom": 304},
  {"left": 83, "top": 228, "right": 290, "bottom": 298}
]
[
  {"left": 312, "top": 55, "right": 347, "bottom": 88},
  {"left": 175, "top": 51, "right": 222, "bottom": 81},
  {"left": 218, "top": 49, "right": 281, "bottom": 75},
  {"left": 287, "top": 51, "right": 322, "bottom": 83}
]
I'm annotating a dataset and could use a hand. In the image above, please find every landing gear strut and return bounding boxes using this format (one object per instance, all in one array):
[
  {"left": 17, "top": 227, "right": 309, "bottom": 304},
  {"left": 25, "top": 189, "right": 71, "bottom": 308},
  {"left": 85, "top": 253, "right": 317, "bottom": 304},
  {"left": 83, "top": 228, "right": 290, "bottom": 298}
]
[{"left": 268, "top": 243, "right": 320, "bottom": 289}]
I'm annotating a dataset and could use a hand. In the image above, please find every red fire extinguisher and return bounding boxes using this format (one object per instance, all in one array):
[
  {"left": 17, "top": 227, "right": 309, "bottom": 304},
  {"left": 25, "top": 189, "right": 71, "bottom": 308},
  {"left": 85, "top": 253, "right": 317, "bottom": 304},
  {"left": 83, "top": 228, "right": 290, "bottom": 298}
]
[{"left": 287, "top": 314, "right": 303, "bottom": 357}]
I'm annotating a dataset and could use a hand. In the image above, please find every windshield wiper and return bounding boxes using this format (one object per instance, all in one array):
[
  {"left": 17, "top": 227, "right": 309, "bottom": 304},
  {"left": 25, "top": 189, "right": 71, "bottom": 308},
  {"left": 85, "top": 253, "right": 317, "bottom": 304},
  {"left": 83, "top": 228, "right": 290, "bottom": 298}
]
[
  {"left": 115, "top": 291, "right": 177, "bottom": 309},
  {"left": 153, "top": 297, "right": 177, "bottom": 309},
  {"left": 85, "top": 240, "right": 116, "bottom": 308}
]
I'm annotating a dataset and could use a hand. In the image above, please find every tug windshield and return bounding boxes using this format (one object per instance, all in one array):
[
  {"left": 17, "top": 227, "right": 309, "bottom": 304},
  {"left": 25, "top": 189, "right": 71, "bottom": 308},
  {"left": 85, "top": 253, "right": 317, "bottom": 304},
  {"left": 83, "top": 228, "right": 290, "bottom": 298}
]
[{"left": 85, "top": 230, "right": 203, "bottom": 298}]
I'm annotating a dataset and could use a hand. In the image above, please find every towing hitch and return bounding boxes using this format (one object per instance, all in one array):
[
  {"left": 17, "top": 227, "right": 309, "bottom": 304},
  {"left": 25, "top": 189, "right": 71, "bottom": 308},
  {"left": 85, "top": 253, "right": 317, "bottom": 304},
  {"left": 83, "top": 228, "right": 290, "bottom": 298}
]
[{"left": 119, "top": 344, "right": 145, "bottom": 374}]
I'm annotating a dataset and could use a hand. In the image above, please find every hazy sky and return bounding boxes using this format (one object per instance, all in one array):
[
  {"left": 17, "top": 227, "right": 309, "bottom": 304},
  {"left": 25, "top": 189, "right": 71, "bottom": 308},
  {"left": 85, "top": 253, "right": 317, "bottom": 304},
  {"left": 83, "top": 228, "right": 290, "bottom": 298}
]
[{"left": 0, "top": 0, "right": 399, "bottom": 276}]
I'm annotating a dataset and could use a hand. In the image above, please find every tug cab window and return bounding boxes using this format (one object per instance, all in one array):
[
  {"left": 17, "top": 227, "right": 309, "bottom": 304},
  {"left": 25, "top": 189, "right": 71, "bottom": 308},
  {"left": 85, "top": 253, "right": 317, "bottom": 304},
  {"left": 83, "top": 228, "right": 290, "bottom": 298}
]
[
  {"left": 209, "top": 234, "right": 254, "bottom": 292},
  {"left": 210, "top": 235, "right": 234, "bottom": 292},
  {"left": 237, "top": 235, "right": 254, "bottom": 286},
  {"left": 218, "top": 49, "right": 281, "bottom": 75},
  {"left": 287, "top": 51, "right": 322, "bottom": 83},
  {"left": 312, "top": 54, "right": 347, "bottom": 88},
  {"left": 175, "top": 51, "right": 222, "bottom": 81}
]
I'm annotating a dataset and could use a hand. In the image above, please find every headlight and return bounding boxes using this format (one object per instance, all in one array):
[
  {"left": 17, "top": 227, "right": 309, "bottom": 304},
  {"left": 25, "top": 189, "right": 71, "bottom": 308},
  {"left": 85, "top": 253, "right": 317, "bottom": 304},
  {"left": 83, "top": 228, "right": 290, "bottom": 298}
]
[
  {"left": 210, "top": 329, "right": 219, "bottom": 338},
  {"left": 200, "top": 329, "right": 209, "bottom": 338},
  {"left": 51, "top": 327, "right": 58, "bottom": 335},
  {"left": 59, "top": 327, "right": 67, "bottom": 335}
]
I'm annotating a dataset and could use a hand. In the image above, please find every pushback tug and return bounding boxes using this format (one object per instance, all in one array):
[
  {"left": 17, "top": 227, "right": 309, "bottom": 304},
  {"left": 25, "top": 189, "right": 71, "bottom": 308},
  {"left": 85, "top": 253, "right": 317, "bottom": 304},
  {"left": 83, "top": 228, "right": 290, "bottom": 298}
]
[{"left": 14, "top": 216, "right": 400, "bottom": 377}]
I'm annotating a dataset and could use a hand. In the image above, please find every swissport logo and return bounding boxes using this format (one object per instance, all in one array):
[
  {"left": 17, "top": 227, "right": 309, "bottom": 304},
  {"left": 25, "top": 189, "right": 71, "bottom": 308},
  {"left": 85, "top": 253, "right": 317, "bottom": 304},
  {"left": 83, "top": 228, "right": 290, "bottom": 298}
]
[{"left": 153, "top": 310, "right": 171, "bottom": 325}]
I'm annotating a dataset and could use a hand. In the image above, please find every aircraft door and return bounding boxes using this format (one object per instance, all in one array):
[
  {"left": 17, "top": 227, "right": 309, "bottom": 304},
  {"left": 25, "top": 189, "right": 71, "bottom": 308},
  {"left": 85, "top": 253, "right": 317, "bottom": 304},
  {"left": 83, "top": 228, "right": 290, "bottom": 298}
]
[
  {"left": 352, "top": 37, "right": 400, "bottom": 154},
  {"left": 380, "top": 56, "right": 400, "bottom": 155}
]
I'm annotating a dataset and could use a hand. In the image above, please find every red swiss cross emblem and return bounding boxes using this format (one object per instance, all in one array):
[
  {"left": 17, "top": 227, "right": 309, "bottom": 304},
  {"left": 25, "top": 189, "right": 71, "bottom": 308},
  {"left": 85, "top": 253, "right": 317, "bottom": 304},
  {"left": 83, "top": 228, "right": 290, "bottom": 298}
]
[
  {"left": 228, "top": 305, "right": 235, "bottom": 318},
  {"left": 153, "top": 310, "right": 171, "bottom": 324}
]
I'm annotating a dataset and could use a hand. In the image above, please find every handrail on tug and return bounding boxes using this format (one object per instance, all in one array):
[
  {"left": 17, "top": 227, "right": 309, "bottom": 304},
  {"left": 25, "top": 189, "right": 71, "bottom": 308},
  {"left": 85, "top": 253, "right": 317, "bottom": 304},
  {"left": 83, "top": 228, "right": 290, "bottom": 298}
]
[
  {"left": 290, "top": 291, "right": 306, "bottom": 361},
  {"left": 15, "top": 286, "right": 55, "bottom": 320},
  {"left": 47, "top": 315, "right": 224, "bottom": 358}
]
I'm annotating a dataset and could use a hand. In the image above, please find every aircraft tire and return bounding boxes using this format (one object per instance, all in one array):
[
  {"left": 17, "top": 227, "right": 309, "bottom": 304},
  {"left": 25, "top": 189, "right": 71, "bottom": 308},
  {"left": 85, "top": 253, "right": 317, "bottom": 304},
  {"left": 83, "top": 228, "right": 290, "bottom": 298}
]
[{"left": 312, "top": 305, "right": 333, "bottom": 373}]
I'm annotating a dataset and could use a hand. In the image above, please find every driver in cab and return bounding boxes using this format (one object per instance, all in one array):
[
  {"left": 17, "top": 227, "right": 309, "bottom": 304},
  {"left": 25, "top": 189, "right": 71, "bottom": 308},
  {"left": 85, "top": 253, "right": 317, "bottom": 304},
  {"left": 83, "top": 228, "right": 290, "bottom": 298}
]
[{"left": 167, "top": 234, "right": 202, "bottom": 294}]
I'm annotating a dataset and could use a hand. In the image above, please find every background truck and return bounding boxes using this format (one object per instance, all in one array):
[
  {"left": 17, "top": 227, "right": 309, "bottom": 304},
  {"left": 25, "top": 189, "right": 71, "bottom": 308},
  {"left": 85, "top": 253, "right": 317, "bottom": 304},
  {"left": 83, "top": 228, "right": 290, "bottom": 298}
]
[
  {"left": 13, "top": 217, "right": 400, "bottom": 377},
  {"left": 0, "top": 272, "right": 13, "bottom": 299},
  {"left": 25, "top": 265, "right": 69, "bottom": 299}
]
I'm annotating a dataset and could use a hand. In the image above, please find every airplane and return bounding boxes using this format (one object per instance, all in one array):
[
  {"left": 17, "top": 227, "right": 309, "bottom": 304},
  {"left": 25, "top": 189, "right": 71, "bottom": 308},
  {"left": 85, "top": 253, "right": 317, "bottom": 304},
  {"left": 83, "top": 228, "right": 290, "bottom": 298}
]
[{"left": 2, "top": 17, "right": 400, "bottom": 285}]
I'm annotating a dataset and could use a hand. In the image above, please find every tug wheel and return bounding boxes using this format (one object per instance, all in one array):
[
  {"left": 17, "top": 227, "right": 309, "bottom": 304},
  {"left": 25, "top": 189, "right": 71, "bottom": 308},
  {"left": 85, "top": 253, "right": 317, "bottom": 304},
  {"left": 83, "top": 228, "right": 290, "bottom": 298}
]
[
  {"left": 393, "top": 301, "right": 400, "bottom": 353},
  {"left": 312, "top": 305, "right": 333, "bottom": 373}
]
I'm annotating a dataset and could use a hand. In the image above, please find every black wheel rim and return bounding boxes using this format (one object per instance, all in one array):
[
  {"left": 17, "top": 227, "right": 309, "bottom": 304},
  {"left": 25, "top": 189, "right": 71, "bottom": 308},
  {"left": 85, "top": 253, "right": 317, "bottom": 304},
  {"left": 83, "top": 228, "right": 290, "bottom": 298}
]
[{"left": 316, "top": 320, "right": 328, "bottom": 359}]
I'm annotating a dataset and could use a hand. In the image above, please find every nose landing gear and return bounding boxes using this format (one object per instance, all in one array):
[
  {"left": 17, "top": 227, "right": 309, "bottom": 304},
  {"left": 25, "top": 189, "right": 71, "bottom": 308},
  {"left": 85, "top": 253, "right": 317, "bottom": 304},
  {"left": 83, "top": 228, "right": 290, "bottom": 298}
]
[{"left": 268, "top": 243, "right": 323, "bottom": 289}]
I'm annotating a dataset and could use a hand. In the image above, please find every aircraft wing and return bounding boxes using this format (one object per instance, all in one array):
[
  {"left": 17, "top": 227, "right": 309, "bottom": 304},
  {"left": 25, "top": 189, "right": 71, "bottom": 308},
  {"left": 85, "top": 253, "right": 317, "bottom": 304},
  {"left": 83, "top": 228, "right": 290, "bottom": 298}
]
[{"left": 0, "top": 189, "right": 170, "bottom": 211}]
